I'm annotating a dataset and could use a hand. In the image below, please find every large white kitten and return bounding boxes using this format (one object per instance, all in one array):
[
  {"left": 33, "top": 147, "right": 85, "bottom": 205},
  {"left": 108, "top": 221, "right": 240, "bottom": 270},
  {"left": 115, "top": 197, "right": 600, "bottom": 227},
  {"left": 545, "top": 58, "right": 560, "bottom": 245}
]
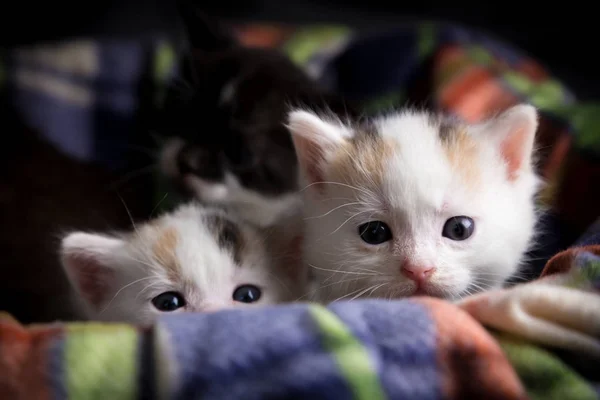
[{"left": 287, "top": 104, "right": 542, "bottom": 302}]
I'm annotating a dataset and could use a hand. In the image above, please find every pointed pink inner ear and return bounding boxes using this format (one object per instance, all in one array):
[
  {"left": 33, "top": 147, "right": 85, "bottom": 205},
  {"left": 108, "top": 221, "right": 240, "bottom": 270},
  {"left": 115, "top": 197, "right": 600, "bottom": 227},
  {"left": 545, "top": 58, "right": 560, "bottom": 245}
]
[
  {"left": 500, "top": 126, "right": 529, "bottom": 181},
  {"left": 490, "top": 104, "right": 537, "bottom": 181},
  {"left": 288, "top": 110, "right": 350, "bottom": 194},
  {"left": 67, "top": 255, "right": 115, "bottom": 310},
  {"left": 291, "top": 135, "right": 328, "bottom": 194}
]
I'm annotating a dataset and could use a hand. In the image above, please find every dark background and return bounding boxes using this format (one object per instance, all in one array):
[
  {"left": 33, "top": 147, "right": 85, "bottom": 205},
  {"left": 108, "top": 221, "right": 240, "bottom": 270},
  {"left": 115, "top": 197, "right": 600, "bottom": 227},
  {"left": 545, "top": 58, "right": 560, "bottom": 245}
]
[{"left": 1, "top": 0, "right": 597, "bottom": 99}]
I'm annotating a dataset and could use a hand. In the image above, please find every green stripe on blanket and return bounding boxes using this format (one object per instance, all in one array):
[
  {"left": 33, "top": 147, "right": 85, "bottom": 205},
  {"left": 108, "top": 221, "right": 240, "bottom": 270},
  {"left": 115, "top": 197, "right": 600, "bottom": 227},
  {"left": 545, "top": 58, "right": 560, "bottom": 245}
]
[
  {"left": 282, "top": 25, "right": 351, "bottom": 66},
  {"left": 551, "top": 103, "right": 600, "bottom": 154},
  {"left": 497, "top": 334, "right": 597, "bottom": 400},
  {"left": 152, "top": 40, "right": 177, "bottom": 108},
  {"left": 64, "top": 324, "right": 139, "bottom": 400},
  {"left": 310, "top": 305, "right": 387, "bottom": 400},
  {"left": 417, "top": 23, "right": 436, "bottom": 60}
]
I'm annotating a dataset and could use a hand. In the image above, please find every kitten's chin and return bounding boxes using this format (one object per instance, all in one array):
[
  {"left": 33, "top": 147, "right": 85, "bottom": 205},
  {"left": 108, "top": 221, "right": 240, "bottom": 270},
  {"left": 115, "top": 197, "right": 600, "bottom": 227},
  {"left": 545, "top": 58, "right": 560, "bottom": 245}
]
[
  {"left": 391, "top": 281, "right": 463, "bottom": 301},
  {"left": 412, "top": 285, "right": 453, "bottom": 299},
  {"left": 412, "top": 287, "right": 430, "bottom": 296}
]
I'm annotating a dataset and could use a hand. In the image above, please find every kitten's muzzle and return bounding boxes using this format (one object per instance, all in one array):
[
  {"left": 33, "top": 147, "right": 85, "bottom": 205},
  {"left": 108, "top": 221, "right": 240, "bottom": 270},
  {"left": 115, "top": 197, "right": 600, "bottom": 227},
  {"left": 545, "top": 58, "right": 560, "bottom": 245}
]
[{"left": 401, "top": 263, "right": 435, "bottom": 286}]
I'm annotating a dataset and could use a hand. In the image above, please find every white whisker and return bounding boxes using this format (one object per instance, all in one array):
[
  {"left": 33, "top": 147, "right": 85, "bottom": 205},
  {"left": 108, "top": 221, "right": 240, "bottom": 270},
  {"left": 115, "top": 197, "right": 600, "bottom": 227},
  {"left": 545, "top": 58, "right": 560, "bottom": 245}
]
[
  {"left": 301, "top": 181, "right": 374, "bottom": 198},
  {"left": 304, "top": 202, "right": 362, "bottom": 220},
  {"left": 100, "top": 276, "right": 156, "bottom": 314},
  {"left": 309, "top": 263, "right": 379, "bottom": 276},
  {"left": 150, "top": 193, "right": 169, "bottom": 218},
  {"left": 329, "top": 210, "right": 371, "bottom": 235}
]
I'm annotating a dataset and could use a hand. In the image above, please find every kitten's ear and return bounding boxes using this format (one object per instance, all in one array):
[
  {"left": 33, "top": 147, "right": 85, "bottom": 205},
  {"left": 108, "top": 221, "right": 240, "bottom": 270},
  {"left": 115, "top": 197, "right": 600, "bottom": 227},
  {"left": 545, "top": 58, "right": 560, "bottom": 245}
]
[
  {"left": 286, "top": 110, "right": 352, "bottom": 187},
  {"left": 60, "top": 232, "right": 124, "bottom": 311},
  {"left": 485, "top": 104, "right": 538, "bottom": 180}
]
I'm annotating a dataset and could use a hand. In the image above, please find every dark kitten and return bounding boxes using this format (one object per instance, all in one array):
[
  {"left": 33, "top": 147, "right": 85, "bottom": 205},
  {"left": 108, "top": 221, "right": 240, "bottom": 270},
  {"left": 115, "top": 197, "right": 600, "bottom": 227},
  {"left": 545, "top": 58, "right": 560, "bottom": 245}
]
[
  {"left": 157, "top": 1, "right": 358, "bottom": 227},
  {"left": 0, "top": 98, "right": 145, "bottom": 323}
]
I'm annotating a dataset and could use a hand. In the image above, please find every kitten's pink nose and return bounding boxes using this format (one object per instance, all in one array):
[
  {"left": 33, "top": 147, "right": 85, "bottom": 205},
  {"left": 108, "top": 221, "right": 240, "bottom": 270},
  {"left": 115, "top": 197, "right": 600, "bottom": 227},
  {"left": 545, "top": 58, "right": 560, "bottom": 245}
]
[{"left": 401, "top": 264, "right": 435, "bottom": 283}]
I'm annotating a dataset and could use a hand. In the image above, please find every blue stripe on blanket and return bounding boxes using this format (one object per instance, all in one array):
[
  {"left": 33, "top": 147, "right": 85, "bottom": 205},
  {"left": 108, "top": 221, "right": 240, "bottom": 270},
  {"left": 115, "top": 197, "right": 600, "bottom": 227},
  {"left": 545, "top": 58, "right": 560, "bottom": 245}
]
[
  {"left": 6, "top": 39, "right": 176, "bottom": 171},
  {"left": 93, "top": 42, "right": 148, "bottom": 171},
  {"left": 575, "top": 218, "right": 600, "bottom": 247},
  {"left": 13, "top": 82, "right": 95, "bottom": 160},
  {"left": 328, "top": 299, "right": 440, "bottom": 400},
  {"left": 157, "top": 303, "right": 354, "bottom": 400},
  {"left": 48, "top": 335, "right": 68, "bottom": 400}
]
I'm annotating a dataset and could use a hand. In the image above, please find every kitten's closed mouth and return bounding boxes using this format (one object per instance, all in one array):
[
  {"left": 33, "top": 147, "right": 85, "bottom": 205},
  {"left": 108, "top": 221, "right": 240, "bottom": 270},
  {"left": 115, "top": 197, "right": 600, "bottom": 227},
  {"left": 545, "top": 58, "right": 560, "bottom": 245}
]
[
  {"left": 412, "top": 284, "right": 436, "bottom": 297},
  {"left": 410, "top": 282, "right": 446, "bottom": 298},
  {"left": 413, "top": 288, "right": 429, "bottom": 296}
]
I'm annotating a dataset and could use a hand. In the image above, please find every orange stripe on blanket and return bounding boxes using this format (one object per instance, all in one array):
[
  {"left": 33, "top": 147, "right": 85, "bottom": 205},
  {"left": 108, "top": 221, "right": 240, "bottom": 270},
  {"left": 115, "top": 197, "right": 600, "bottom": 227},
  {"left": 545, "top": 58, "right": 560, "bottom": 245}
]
[
  {"left": 515, "top": 60, "right": 549, "bottom": 82},
  {"left": 432, "top": 46, "right": 469, "bottom": 88},
  {"left": 437, "top": 66, "right": 519, "bottom": 123},
  {"left": 541, "top": 245, "right": 600, "bottom": 277},
  {"left": 415, "top": 297, "right": 526, "bottom": 400},
  {"left": 232, "top": 25, "right": 296, "bottom": 48},
  {"left": 435, "top": 46, "right": 468, "bottom": 68},
  {"left": 0, "top": 317, "right": 62, "bottom": 400}
]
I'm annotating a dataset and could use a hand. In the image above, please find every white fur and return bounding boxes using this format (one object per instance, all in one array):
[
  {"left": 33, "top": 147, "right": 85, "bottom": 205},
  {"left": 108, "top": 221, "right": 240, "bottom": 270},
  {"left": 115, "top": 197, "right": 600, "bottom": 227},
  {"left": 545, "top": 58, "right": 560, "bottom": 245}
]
[
  {"left": 60, "top": 202, "right": 303, "bottom": 324},
  {"left": 184, "top": 172, "right": 302, "bottom": 228},
  {"left": 290, "top": 105, "right": 541, "bottom": 303},
  {"left": 287, "top": 110, "right": 353, "bottom": 145}
]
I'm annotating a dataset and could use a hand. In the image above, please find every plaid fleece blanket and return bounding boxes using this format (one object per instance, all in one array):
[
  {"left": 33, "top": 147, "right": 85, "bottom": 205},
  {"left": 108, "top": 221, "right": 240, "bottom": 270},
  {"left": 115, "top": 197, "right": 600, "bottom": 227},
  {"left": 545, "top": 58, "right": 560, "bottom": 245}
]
[
  {"left": 1, "top": 221, "right": 599, "bottom": 400},
  {"left": 0, "top": 38, "right": 176, "bottom": 170},
  {"left": 2, "top": 22, "right": 599, "bottom": 400}
]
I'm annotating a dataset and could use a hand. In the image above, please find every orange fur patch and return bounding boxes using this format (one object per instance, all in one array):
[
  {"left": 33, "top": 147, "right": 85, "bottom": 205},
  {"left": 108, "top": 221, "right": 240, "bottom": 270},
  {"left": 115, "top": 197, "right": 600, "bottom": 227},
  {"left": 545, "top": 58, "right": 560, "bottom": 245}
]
[
  {"left": 330, "top": 132, "right": 397, "bottom": 187},
  {"left": 440, "top": 127, "right": 481, "bottom": 188},
  {"left": 152, "top": 227, "right": 180, "bottom": 279}
]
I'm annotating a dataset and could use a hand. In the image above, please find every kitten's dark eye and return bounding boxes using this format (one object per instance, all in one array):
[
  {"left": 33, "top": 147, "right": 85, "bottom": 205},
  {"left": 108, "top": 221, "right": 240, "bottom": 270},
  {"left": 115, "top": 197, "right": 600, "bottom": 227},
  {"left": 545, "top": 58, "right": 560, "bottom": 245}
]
[
  {"left": 151, "top": 291, "right": 186, "bottom": 312},
  {"left": 442, "top": 216, "right": 475, "bottom": 241},
  {"left": 232, "top": 285, "right": 261, "bottom": 303},
  {"left": 358, "top": 221, "right": 393, "bottom": 245}
]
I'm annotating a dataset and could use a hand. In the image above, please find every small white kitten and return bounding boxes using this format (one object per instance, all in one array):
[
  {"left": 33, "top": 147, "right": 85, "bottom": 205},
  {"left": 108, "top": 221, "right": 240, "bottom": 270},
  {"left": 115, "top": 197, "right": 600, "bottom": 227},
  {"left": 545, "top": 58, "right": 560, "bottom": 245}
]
[
  {"left": 60, "top": 202, "right": 305, "bottom": 324},
  {"left": 287, "top": 104, "right": 542, "bottom": 302}
]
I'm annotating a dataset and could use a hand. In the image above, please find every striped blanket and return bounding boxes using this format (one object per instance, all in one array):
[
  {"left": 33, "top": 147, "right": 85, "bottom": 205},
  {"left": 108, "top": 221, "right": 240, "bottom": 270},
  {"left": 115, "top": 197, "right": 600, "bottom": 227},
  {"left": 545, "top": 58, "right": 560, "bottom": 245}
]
[
  {"left": 1, "top": 21, "right": 599, "bottom": 400},
  {"left": 1, "top": 222, "right": 599, "bottom": 399}
]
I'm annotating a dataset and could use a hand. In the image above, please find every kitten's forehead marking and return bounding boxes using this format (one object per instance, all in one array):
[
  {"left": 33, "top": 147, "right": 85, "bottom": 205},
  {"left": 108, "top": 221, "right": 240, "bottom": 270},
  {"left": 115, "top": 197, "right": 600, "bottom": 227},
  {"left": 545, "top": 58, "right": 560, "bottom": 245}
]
[
  {"left": 152, "top": 226, "right": 180, "bottom": 280},
  {"left": 331, "top": 126, "right": 397, "bottom": 187},
  {"left": 203, "top": 213, "right": 244, "bottom": 265},
  {"left": 437, "top": 119, "right": 481, "bottom": 189},
  {"left": 327, "top": 112, "right": 484, "bottom": 214}
]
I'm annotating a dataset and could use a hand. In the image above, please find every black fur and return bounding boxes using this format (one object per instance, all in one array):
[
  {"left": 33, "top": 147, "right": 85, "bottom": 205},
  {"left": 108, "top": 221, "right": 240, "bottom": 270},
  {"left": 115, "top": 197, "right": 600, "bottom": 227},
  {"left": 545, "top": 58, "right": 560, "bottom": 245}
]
[{"left": 157, "top": 1, "right": 358, "bottom": 197}]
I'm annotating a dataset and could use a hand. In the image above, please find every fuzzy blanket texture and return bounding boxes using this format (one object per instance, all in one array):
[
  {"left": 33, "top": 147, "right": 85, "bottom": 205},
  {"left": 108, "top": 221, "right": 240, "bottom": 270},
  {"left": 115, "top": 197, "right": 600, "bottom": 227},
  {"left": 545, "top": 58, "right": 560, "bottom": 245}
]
[
  {"left": 1, "top": 219, "right": 599, "bottom": 399},
  {"left": 1, "top": 22, "right": 599, "bottom": 400}
]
